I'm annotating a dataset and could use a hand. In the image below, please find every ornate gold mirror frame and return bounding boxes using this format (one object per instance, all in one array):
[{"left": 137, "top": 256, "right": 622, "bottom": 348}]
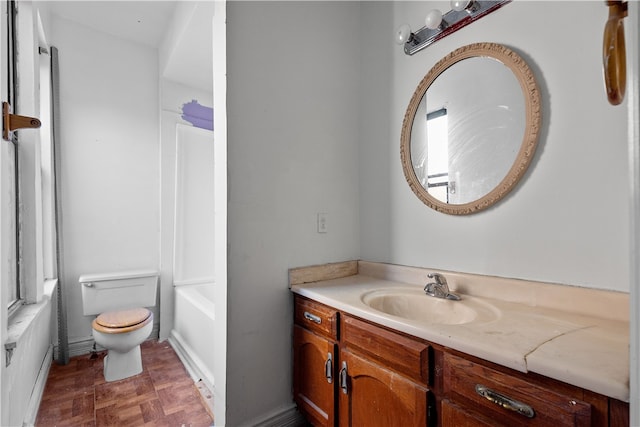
[{"left": 400, "top": 42, "right": 541, "bottom": 215}]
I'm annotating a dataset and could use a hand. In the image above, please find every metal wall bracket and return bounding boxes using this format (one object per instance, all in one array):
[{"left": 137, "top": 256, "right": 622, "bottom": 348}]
[
  {"left": 2, "top": 101, "right": 41, "bottom": 141},
  {"left": 5, "top": 342, "right": 16, "bottom": 367}
]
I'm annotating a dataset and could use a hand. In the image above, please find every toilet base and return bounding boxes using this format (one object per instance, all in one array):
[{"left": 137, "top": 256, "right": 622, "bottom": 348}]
[{"left": 103, "top": 344, "right": 143, "bottom": 382}]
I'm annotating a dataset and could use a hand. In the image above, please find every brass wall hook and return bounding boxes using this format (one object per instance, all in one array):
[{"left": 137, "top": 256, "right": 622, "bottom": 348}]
[
  {"left": 603, "top": 0, "right": 628, "bottom": 106},
  {"left": 2, "top": 101, "right": 41, "bottom": 141}
]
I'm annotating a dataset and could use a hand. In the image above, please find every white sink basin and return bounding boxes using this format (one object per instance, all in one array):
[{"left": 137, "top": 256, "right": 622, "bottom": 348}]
[{"left": 361, "top": 288, "right": 499, "bottom": 325}]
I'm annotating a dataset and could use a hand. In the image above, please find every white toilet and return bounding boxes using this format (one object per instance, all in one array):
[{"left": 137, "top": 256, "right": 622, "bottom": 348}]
[{"left": 78, "top": 270, "right": 158, "bottom": 382}]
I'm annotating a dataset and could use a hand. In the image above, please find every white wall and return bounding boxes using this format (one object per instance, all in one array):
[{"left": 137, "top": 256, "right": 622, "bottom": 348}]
[
  {"left": 226, "top": 2, "right": 361, "bottom": 424},
  {"left": 160, "top": 1, "right": 214, "bottom": 94},
  {"left": 51, "top": 15, "right": 160, "bottom": 343},
  {"left": 360, "top": 1, "right": 629, "bottom": 292},
  {"left": 211, "top": 3, "right": 227, "bottom": 424}
]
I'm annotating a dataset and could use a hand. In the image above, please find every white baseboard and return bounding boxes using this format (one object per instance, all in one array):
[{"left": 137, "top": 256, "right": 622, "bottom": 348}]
[
  {"left": 65, "top": 337, "right": 104, "bottom": 359},
  {"left": 22, "top": 345, "right": 54, "bottom": 427},
  {"left": 54, "top": 324, "right": 161, "bottom": 359}
]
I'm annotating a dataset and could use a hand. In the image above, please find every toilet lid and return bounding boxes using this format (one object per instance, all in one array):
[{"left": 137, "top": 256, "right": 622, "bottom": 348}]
[{"left": 95, "top": 308, "right": 151, "bottom": 328}]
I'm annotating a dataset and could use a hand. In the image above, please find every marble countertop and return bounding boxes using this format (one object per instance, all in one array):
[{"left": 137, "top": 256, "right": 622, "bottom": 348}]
[{"left": 290, "top": 262, "right": 629, "bottom": 402}]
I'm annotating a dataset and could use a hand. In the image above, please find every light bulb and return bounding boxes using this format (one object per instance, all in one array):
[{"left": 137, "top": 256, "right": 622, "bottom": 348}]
[
  {"left": 395, "top": 23, "right": 412, "bottom": 44},
  {"left": 425, "top": 9, "right": 443, "bottom": 30},
  {"left": 450, "top": 0, "right": 471, "bottom": 12}
]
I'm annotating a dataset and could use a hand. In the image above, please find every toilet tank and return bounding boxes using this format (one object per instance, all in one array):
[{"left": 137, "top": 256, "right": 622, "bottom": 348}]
[{"left": 78, "top": 270, "right": 158, "bottom": 315}]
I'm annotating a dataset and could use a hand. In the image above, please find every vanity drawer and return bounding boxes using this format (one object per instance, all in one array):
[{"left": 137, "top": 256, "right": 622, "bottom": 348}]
[
  {"left": 294, "top": 296, "right": 339, "bottom": 340},
  {"left": 342, "top": 315, "right": 429, "bottom": 384},
  {"left": 443, "top": 353, "right": 592, "bottom": 426}
]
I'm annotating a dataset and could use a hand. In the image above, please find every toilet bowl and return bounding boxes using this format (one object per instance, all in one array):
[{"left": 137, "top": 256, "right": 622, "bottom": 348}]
[
  {"left": 92, "top": 308, "right": 154, "bottom": 381},
  {"left": 79, "top": 270, "right": 158, "bottom": 382}
]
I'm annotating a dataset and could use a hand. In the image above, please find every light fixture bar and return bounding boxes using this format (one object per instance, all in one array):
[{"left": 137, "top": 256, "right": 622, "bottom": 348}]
[{"left": 403, "top": 0, "right": 511, "bottom": 56}]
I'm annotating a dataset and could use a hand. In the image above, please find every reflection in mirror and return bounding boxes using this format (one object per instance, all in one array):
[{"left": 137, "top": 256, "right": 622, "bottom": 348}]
[
  {"left": 401, "top": 43, "right": 541, "bottom": 215},
  {"left": 411, "top": 56, "right": 525, "bottom": 205}
]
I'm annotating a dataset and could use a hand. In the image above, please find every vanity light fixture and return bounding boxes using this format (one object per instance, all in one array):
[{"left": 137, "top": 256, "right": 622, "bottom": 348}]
[{"left": 395, "top": 0, "right": 511, "bottom": 56}]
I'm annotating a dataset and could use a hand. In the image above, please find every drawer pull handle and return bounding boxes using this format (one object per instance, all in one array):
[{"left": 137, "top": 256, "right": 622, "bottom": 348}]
[
  {"left": 325, "top": 353, "right": 333, "bottom": 383},
  {"left": 475, "top": 384, "right": 535, "bottom": 418},
  {"left": 304, "top": 311, "right": 322, "bottom": 324},
  {"left": 339, "top": 361, "right": 348, "bottom": 394}
]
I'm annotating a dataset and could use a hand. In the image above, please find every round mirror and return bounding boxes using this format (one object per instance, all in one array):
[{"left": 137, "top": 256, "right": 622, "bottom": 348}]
[{"left": 401, "top": 42, "right": 541, "bottom": 215}]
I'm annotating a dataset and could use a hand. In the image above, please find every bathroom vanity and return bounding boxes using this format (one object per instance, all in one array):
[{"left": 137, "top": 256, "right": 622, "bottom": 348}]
[{"left": 290, "top": 261, "right": 630, "bottom": 427}]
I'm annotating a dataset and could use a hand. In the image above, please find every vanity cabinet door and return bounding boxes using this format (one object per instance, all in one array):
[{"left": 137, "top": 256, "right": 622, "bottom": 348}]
[
  {"left": 338, "top": 349, "right": 429, "bottom": 427},
  {"left": 293, "top": 325, "right": 337, "bottom": 427}
]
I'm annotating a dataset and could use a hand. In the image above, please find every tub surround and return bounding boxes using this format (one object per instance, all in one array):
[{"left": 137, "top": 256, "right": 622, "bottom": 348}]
[{"left": 290, "top": 260, "right": 629, "bottom": 402}]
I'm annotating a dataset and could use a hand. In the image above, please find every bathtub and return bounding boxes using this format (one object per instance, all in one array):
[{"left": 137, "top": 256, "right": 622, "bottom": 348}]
[{"left": 170, "top": 282, "right": 215, "bottom": 392}]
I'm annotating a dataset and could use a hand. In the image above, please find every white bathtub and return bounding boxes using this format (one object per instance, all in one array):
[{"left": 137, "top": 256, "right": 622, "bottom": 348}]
[{"left": 170, "top": 282, "right": 215, "bottom": 391}]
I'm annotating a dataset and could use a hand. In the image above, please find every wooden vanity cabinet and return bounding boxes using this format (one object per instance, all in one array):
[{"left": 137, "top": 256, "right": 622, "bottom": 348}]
[
  {"left": 294, "top": 296, "right": 435, "bottom": 426},
  {"left": 293, "top": 295, "right": 630, "bottom": 427}
]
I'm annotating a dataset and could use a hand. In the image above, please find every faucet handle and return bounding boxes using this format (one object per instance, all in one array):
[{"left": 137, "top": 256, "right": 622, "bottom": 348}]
[
  {"left": 427, "top": 272, "right": 447, "bottom": 285},
  {"left": 424, "top": 281, "right": 447, "bottom": 298},
  {"left": 425, "top": 273, "right": 447, "bottom": 298},
  {"left": 425, "top": 273, "right": 461, "bottom": 300}
]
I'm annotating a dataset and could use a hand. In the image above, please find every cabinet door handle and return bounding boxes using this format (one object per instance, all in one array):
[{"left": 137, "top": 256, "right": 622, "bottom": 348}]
[
  {"left": 304, "top": 311, "right": 321, "bottom": 324},
  {"left": 325, "top": 353, "right": 333, "bottom": 384},
  {"left": 339, "top": 361, "right": 348, "bottom": 394},
  {"left": 475, "top": 384, "right": 535, "bottom": 418}
]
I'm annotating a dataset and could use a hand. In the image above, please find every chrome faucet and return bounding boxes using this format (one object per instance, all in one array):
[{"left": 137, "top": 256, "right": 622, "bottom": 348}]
[{"left": 424, "top": 273, "right": 461, "bottom": 301}]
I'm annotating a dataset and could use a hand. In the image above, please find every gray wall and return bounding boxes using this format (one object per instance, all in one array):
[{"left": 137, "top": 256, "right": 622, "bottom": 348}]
[{"left": 226, "top": 2, "right": 362, "bottom": 424}]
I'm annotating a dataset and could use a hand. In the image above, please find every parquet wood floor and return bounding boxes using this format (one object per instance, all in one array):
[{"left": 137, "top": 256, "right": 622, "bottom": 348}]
[{"left": 36, "top": 340, "right": 214, "bottom": 427}]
